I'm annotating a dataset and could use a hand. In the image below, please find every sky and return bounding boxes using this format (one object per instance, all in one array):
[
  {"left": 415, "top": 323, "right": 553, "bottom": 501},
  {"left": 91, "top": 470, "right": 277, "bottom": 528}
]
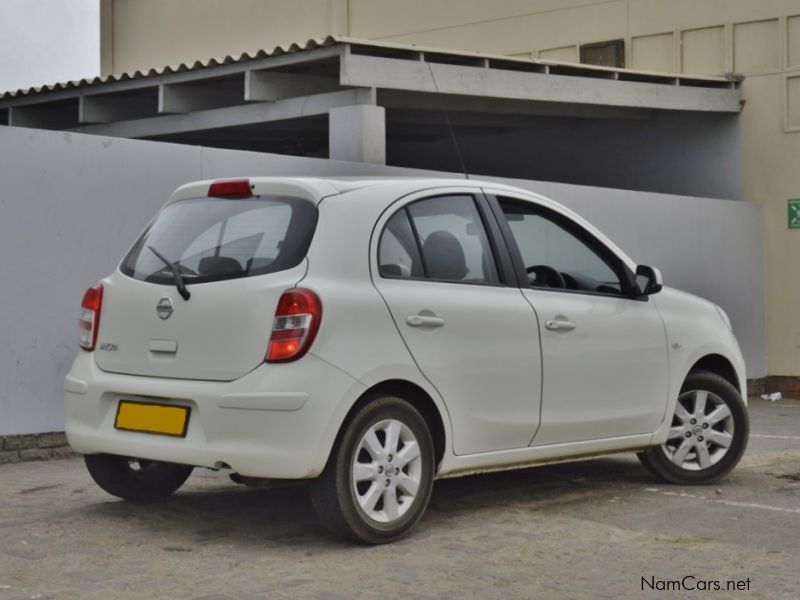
[{"left": 0, "top": 0, "right": 100, "bottom": 94}]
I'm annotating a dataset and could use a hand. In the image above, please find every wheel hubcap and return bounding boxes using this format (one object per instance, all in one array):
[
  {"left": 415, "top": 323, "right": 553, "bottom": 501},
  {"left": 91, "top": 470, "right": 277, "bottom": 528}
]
[
  {"left": 351, "top": 418, "right": 422, "bottom": 523},
  {"left": 662, "top": 389, "right": 734, "bottom": 471}
]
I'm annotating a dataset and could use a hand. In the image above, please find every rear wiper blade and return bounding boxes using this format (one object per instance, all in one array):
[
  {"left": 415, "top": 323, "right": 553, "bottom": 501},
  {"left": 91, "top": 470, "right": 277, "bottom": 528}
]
[{"left": 147, "top": 245, "right": 190, "bottom": 301}]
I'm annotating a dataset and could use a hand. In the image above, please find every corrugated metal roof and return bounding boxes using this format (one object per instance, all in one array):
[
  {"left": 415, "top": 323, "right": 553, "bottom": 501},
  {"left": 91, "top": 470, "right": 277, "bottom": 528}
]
[
  {"left": 1, "top": 35, "right": 735, "bottom": 100},
  {"left": 1, "top": 36, "right": 340, "bottom": 99}
]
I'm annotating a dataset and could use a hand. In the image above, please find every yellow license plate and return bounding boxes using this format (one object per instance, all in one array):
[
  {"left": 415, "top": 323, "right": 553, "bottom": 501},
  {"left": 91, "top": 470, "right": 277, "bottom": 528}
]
[{"left": 114, "top": 400, "right": 190, "bottom": 438}]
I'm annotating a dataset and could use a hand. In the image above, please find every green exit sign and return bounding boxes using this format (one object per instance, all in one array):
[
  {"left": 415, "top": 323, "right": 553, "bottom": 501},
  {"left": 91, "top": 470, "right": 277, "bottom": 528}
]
[{"left": 790, "top": 199, "right": 800, "bottom": 229}]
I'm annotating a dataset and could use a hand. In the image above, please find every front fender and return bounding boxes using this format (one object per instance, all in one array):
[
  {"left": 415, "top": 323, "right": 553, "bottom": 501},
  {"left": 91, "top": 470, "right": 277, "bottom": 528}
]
[{"left": 651, "top": 288, "right": 746, "bottom": 445}]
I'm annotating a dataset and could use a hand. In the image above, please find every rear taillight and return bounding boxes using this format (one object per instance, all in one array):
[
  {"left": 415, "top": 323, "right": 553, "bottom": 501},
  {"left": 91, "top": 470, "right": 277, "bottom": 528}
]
[
  {"left": 79, "top": 284, "right": 103, "bottom": 351},
  {"left": 208, "top": 179, "right": 252, "bottom": 198},
  {"left": 266, "top": 289, "right": 322, "bottom": 363}
]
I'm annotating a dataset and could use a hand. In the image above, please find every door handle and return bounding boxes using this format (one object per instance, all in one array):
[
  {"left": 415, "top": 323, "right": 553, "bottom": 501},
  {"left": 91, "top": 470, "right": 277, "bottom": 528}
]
[
  {"left": 545, "top": 319, "right": 576, "bottom": 332},
  {"left": 406, "top": 315, "right": 446, "bottom": 328}
]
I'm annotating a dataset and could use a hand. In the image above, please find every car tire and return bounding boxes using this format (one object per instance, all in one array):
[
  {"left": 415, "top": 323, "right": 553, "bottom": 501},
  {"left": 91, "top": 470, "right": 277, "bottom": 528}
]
[
  {"left": 84, "top": 454, "right": 193, "bottom": 502},
  {"left": 310, "top": 396, "right": 436, "bottom": 544},
  {"left": 637, "top": 370, "right": 749, "bottom": 485}
]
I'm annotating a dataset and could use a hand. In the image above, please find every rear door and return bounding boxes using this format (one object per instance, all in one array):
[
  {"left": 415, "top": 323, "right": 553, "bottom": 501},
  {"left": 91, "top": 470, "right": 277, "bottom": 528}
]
[
  {"left": 372, "top": 190, "right": 543, "bottom": 456},
  {"left": 489, "top": 194, "right": 669, "bottom": 445},
  {"left": 95, "top": 194, "right": 316, "bottom": 381}
]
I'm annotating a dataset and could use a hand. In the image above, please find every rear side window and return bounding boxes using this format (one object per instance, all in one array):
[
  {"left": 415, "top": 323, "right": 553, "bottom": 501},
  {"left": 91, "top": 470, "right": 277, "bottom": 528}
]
[
  {"left": 379, "top": 210, "right": 425, "bottom": 279},
  {"left": 121, "top": 196, "right": 317, "bottom": 285},
  {"left": 378, "top": 195, "right": 499, "bottom": 285}
]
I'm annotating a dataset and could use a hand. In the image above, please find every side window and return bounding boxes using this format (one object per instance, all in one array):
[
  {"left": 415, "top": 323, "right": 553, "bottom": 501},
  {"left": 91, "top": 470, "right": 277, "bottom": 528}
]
[
  {"left": 407, "top": 195, "right": 499, "bottom": 284},
  {"left": 378, "top": 210, "right": 424, "bottom": 279},
  {"left": 499, "top": 198, "right": 624, "bottom": 295}
]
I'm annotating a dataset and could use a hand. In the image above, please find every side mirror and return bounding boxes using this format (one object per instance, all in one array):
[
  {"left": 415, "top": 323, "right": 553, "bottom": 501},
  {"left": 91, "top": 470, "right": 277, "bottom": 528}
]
[{"left": 635, "top": 265, "right": 663, "bottom": 296}]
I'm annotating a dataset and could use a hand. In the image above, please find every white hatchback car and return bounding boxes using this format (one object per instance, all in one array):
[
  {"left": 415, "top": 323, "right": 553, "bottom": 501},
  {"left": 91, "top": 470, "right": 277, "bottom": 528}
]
[{"left": 65, "top": 177, "right": 749, "bottom": 543}]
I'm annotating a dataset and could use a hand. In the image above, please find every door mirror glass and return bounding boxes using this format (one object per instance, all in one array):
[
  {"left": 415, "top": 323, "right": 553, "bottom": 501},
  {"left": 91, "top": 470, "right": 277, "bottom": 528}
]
[{"left": 635, "top": 265, "right": 663, "bottom": 296}]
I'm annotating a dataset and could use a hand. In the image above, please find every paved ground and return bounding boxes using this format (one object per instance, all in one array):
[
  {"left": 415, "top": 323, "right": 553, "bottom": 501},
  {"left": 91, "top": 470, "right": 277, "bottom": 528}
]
[{"left": 0, "top": 398, "right": 798, "bottom": 600}]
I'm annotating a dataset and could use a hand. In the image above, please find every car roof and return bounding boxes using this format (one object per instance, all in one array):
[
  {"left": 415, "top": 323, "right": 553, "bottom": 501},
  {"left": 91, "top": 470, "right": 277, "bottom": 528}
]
[
  {"left": 165, "top": 176, "right": 636, "bottom": 270},
  {"left": 166, "top": 176, "right": 524, "bottom": 205}
]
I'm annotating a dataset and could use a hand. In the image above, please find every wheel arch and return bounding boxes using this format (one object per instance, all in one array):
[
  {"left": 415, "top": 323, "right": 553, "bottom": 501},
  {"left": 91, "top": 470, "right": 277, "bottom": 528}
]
[
  {"left": 689, "top": 353, "right": 741, "bottom": 396},
  {"left": 340, "top": 379, "right": 447, "bottom": 471}
]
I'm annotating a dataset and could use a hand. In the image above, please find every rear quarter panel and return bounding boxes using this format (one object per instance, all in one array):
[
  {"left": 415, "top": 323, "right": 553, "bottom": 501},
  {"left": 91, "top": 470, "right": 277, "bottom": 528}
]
[{"left": 299, "top": 185, "right": 456, "bottom": 467}]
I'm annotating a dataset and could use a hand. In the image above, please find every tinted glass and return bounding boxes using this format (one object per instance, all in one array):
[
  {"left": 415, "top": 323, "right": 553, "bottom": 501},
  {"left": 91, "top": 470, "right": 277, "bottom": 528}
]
[
  {"left": 580, "top": 39, "right": 625, "bottom": 67},
  {"left": 407, "top": 195, "right": 499, "bottom": 284},
  {"left": 500, "top": 199, "right": 623, "bottom": 295},
  {"left": 121, "top": 196, "right": 316, "bottom": 285},
  {"left": 379, "top": 209, "right": 424, "bottom": 279}
]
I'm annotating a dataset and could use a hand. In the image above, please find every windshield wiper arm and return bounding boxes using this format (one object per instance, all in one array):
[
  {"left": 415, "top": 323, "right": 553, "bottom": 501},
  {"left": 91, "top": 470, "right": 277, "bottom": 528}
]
[{"left": 147, "top": 245, "right": 190, "bottom": 301}]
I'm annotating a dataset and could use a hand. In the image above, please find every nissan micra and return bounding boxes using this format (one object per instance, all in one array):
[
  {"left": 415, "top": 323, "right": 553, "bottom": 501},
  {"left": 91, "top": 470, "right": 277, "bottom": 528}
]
[{"left": 65, "top": 177, "right": 749, "bottom": 543}]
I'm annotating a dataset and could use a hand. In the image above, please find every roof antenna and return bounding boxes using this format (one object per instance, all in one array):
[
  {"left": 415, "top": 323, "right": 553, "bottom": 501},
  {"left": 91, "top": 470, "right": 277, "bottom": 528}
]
[{"left": 426, "top": 62, "right": 469, "bottom": 180}]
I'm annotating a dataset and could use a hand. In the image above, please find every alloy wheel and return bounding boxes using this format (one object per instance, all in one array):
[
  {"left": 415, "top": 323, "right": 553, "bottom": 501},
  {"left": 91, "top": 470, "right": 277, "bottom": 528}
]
[
  {"left": 351, "top": 418, "right": 422, "bottom": 523},
  {"left": 661, "top": 389, "right": 734, "bottom": 471}
]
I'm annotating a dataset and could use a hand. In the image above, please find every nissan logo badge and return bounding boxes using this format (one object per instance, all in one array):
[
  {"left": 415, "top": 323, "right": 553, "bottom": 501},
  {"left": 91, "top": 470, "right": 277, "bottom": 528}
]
[{"left": 156, "top": 297, "right": 174, "bottom": 320}]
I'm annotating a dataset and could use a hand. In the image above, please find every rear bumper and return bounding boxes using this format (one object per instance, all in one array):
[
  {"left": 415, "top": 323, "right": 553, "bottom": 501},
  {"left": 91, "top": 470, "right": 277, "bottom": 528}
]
[{"left": 64, "top": 352, "right": 365, "bottom": 479}]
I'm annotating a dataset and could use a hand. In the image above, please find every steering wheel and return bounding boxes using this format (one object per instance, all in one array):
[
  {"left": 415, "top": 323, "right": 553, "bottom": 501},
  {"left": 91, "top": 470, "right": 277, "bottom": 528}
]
[{"left": 526, "top": 265, "right": 566, "bottom": 289}]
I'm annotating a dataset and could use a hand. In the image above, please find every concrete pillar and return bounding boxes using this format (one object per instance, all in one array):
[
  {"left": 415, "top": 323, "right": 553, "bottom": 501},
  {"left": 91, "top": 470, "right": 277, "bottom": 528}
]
[{"left": 329, "top": 104, "right": 386, "bottom": 165}]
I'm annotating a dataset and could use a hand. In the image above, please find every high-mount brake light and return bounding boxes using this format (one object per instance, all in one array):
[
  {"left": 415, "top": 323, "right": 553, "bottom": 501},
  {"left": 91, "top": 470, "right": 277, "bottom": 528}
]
[
  {"left": 266, "top": 289, "right": 322, "bottom": 363},
  {"left": 208, "top": 179, "right": 253, "bottom": 198},
  {"left": 79, "top": 284, "right": 103, "bottom": 351}
]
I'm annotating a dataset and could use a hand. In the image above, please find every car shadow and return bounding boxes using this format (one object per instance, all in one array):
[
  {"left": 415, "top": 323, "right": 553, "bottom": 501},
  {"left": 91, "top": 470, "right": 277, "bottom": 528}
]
[{"left": 77, "top": 455, "right": 656, "bottom": 547}]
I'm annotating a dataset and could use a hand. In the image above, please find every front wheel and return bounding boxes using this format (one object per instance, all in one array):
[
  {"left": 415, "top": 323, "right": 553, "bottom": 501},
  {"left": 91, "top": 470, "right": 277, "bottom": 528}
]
[
  {"left": 84, "top": 454, "right": 193, "bottom": 502},
  {"left": 638, "top": 371, "right": 749, "bottom": 484},
  {"left": 310, "top": 396, "right": 435, "bottom": 544}
]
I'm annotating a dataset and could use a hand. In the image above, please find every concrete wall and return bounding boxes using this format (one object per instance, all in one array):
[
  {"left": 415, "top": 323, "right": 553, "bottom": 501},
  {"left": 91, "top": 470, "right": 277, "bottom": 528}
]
[{"left": 0, "top": 125, "right": 764, "bottom": 435}]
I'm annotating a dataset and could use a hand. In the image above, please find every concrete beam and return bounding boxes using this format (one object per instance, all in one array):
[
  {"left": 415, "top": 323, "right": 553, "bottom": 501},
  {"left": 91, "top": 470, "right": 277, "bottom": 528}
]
[
  {"left": 245, "top": 71, "right": 341, "bottom": 101},
  {"left": 329, "top": 104, "right": 386, "bottom": 164},
  {"left": 79, "top": 93, "right": 157, "bottom": 124},
  {"left": 159, "top": 81, "right": 243, "bottom": 113},
  {"left": 378, "top": 90, "right": 655, "bottom": 121},
  {"left": 340, "top": 53, "right": 741, "bottom": 113},
  {"left": 76, "top": 87, "right": 375, "bottom": 138}
]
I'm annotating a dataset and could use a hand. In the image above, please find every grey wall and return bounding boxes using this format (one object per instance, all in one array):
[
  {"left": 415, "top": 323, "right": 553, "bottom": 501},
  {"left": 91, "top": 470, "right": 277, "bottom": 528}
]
[{"left": 0, "top": 125, "right": 764, "bottom": 436}]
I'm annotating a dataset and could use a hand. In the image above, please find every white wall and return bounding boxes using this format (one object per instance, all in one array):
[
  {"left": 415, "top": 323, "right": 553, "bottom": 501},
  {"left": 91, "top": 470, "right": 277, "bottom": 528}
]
[{"left": 0, "top": 125, "right": 764, "bottom": 435}]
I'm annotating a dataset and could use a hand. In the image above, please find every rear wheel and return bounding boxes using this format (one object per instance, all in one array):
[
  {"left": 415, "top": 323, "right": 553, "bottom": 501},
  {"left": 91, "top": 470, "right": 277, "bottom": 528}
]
[
  {"left": 638, "top": 371, "right": 748, "bottom": 484},
  {"left": 84, "top": 454, "right": 193, "bottom": 502},
  {"left": 310, "top": 396, "right": 435, "bottom": 544}
]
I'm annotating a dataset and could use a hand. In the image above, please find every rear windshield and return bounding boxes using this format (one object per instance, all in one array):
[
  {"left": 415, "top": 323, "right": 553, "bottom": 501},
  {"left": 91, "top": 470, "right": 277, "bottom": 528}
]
[{"left": 120, "top": 195, "right": 317, "bottom": 285}]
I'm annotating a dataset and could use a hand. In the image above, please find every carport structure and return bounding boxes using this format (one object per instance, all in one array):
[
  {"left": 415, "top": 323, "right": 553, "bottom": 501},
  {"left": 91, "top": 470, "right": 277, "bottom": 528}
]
[{"left": 0, "top": 36, "right": 741, "bottom": 198}]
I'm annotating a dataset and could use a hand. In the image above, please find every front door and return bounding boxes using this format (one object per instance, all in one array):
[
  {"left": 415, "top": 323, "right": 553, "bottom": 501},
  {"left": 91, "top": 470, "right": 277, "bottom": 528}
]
[{"left": 492, "top": 195, "right": 669, "bottom": 446}]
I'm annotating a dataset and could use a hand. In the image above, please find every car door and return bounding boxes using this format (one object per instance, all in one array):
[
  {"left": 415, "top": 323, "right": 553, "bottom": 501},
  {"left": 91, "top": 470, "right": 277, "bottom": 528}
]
[
  {"left": 489, "top": 193, "right": 669, "bottom": 446},
  {"left": 371, "top": 191, "right": 543, "bottom": 456}
]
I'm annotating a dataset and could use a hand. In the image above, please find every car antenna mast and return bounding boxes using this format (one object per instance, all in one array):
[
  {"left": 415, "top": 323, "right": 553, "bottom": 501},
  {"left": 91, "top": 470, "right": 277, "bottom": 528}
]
[{"left": 427, "top": 62, "right": 470, "bottom": 180}]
